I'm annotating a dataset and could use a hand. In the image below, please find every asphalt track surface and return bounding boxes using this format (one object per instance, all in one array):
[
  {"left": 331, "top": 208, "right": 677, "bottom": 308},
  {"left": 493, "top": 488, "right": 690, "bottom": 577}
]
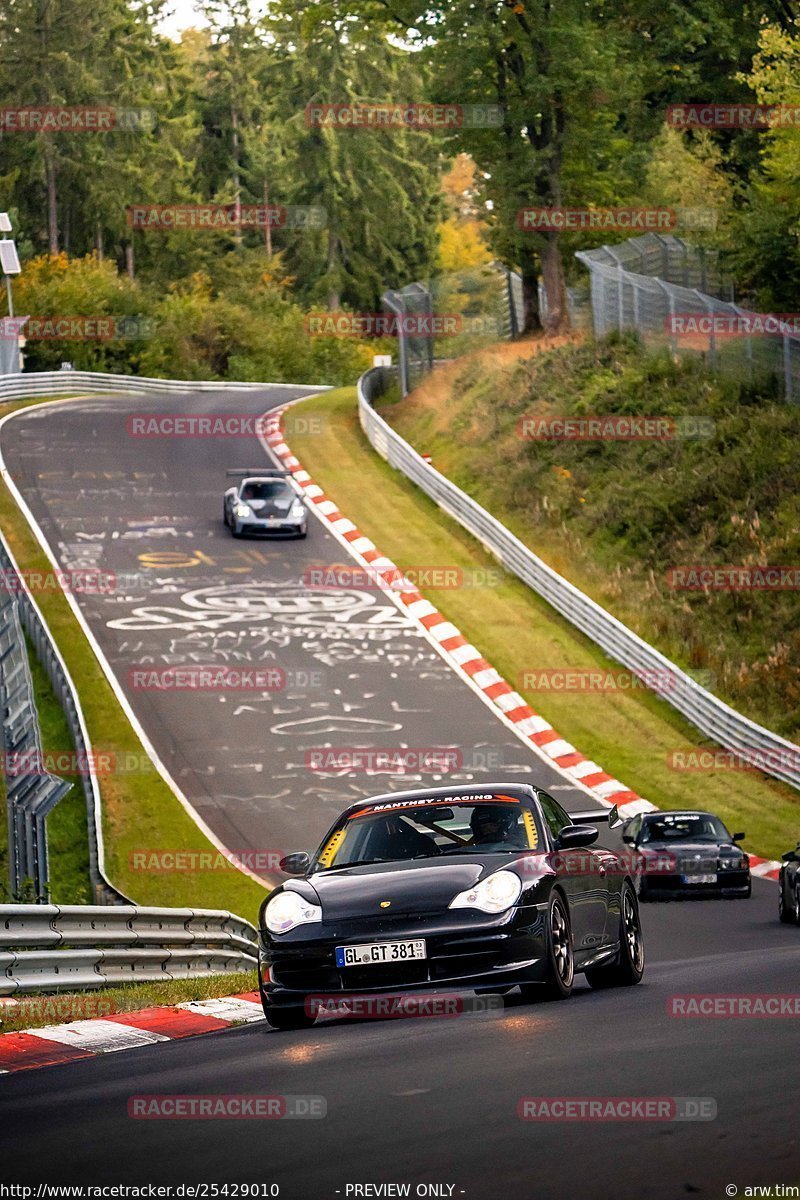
[
  {"left": 0, "top": 388, "right": 593, "bottom": 869},
  {"left": 1, "top": 388, "right": 799, "bottom": 1195}
]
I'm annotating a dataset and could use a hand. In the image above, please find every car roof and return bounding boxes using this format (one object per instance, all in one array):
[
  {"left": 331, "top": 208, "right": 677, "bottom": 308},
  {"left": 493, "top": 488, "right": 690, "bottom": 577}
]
[
  {"left": 643, "top": 810, "right": 716, "bottom": 818},
  {"left": 340, "top": 782, "right": 539, "bottom": 816}
]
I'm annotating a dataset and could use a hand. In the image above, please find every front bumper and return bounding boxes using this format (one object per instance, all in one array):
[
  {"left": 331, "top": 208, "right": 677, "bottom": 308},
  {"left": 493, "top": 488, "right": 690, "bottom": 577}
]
[
  {"left": 234, "top": 516, "right": 306, "bottom": 537},
  {"left": 260, "top": 909, "right": 548, "bottom": 1004},
  {"left": 640, "top": 869, "right": 751, "bottom": 899}
]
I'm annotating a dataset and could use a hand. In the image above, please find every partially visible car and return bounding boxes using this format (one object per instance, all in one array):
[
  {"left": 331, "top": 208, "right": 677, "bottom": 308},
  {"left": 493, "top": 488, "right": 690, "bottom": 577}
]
[
  {"left": 779, "top": 841, "right": 800, "bottom": 924},
  {"left": 223, "top": 468, "right": 307, "bottom": 538},
  {"left": 620, "top": 810, "right": 751, "bottom": 900}
]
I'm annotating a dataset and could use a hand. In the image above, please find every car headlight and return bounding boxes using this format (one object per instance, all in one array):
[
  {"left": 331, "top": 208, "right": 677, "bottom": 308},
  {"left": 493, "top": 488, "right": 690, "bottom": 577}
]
[
  {"left": 264, "top": 891, "right": 322, "bottom": 934},
  {"left": 234, "top": 503, "right": 252, "bottom": 519},
  {"left": 719, "top": 855, "right": 747, "bottom": 870},
  {"left": 290, "top": 501, "right": 305, "bottom": 519},
  {"left": 449, "top": 869, "right": 522, "bottom": 914}
]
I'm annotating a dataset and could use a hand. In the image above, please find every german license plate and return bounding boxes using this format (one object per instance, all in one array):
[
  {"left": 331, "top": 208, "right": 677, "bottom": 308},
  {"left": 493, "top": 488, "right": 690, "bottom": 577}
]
[
  {"left": 683, "top": 874, "right": 717, "bottom": 884},
  {"left": 336, "top": 940, "right": 426, "bottom": 968}
]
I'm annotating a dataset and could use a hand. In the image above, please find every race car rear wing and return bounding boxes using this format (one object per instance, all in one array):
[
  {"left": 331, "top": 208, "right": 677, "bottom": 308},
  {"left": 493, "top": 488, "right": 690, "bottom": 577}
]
[
  {"left": 226, "top": 468, "right": 292, "bottom": 477},
  {"left": 569, "top": 803, "right": 623, "bottom": 828}
]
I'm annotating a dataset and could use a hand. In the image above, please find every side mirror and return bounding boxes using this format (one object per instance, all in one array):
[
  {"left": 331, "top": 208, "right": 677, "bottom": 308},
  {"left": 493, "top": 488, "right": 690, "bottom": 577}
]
[
  {"left": 732, "top": 832, "right": 745, "bottom": 842},
  {"left": 621, "top": 832, "right": 635, "bottom": 844},
  {"left": 782, "top": 850, "right": 799, "bottom": 863},
  {"left": 279, "top": 851, "right": 311, "bottom": 876},
  {"left": 607, "top": 804, "right": 623, "bottom": 830},
  {"left": 557, "top": 824, "right": 599, "bottom": 849}
]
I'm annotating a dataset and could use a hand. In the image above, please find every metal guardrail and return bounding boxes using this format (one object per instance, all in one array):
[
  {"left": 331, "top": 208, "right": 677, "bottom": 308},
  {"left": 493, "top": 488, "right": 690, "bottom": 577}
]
[
  {"left": 0, "top": 370, "right": 319, "bottom": 400},
  {"left": 0, "top": 595, "right": 71, "bottom": 900},
  {"left": 358, "top": 366, "right": 800, "bottom": 792},
  {"left": 0, "top": 904, "right": 258, "bottom": 993},
  {"left": 0, "top": 531, "right": 126, "bottom": 904}
]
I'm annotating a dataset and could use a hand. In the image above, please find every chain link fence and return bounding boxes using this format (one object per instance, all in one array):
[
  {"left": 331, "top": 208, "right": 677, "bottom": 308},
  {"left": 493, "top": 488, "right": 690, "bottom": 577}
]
[
  {"left": 576, "top": 232, "right": 800, "bottom": 402},
  {"left": 382, "top": 264, "right": 524, "bottom": 396}
]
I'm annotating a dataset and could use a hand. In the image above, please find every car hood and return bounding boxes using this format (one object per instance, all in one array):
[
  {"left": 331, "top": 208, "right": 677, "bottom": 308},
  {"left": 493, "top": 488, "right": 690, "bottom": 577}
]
[
  {"left": 247, "top": 495, "right": 294, "bottom": 517},
  {"left": 640, "top": 840, "right": 739, "bottom": 862},
  {"left": 302, "top": 857, "right": 507, "bottom": 919}
]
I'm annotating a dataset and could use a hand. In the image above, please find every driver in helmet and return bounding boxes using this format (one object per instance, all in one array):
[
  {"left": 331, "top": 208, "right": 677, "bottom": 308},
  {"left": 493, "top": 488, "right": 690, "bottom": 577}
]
[{"left": 469, "top": 804, "right": 521, "bottom": 849}]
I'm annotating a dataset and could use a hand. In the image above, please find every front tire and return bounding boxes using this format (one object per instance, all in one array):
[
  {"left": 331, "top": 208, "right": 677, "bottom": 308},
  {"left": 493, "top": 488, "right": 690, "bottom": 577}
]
[
  {"left": 520, "top": 890, "right": 574, "bottom": 1002},
  {"left": 585, "top": 882, "right": 645, "bottom": 989},
  {"left": 263, "top": 1003, "right": 316, "bottom": 1031}
]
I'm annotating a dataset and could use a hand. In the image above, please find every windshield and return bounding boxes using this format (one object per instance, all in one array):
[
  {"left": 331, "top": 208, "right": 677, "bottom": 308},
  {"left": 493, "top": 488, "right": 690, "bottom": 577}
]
[
  {"left": 240, "top": 480, "right": 291, "bottom": 502},
  {"left": 311, "top": 795, "right": 542, "bottom": 871},
  {"left": 639, "top": 813, "right": 731, "bottom": 844}
]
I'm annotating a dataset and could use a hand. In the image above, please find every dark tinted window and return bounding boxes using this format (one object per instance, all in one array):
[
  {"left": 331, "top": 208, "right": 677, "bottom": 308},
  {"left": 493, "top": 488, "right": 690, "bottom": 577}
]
[
  {"left": 241, "top": 480, "right": 290, "bottom": 501},
  {"left": 639, "top": 813, "right": 730, "bottom": 844},
  {"left": 537, "top": 791, "right": 572, "bottom": 841}
]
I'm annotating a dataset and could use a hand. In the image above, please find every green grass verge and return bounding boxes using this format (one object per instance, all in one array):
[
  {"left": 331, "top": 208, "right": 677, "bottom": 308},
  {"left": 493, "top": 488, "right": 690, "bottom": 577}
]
[
  {"left": 289, "top": 386, "right": 799, "bottom": 862},
  {"left": 382, "top": 335, "right": 800, "bottom": 742},
  {"left": 26, "top": 636, "right": 91, "bottom": 904},
  {"left": 0, "top": 397, "right": 265, "bottom": 919},
  {"left": 0, "top": 970, "right": 258, "bottom": 1033}
]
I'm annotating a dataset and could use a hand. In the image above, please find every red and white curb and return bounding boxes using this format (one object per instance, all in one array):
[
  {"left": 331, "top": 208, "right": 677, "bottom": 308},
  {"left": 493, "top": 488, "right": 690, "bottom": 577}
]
[
  {"left": 261, "top": 406, "right": 782, "bottom": 883},
  {"left": 0, "top": 992, "right": 265, "bottom": 1074}
]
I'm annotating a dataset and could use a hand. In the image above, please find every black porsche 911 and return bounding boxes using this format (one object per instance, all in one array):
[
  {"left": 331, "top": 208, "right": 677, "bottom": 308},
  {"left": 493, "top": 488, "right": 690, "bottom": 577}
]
[
  {"left": 779, "top": 840, "right": 800, "bottom": 924},
  {"left": 257, "top": 783, "right": 645, "bottom": 1030},
  {"left": 620, "top": 810, "right": 751, "bottom": 900}
]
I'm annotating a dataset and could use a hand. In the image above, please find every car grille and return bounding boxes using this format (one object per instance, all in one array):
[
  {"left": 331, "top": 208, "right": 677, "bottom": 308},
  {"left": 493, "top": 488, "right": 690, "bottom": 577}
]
[{"left": 269, "top": 931, "right": 521, "bottom": 992}]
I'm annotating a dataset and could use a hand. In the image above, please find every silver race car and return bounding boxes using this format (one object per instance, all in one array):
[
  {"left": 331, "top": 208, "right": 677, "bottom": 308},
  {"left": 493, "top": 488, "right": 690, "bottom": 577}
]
[{"left": 223, "top": 468, "right": 308, "bottom": 538}]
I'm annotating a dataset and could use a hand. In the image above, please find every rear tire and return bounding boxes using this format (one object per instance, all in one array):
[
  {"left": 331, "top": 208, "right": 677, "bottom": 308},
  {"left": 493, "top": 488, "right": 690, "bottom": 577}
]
[
  {"left": 585, "top": 882, "right": 645, "bottom": 989},
  {"left": 520, "top": 891, "right": 573, "bottom": 1003},
  {"left": 779, "top": 879, "right": 800, "bottom": 924}
]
